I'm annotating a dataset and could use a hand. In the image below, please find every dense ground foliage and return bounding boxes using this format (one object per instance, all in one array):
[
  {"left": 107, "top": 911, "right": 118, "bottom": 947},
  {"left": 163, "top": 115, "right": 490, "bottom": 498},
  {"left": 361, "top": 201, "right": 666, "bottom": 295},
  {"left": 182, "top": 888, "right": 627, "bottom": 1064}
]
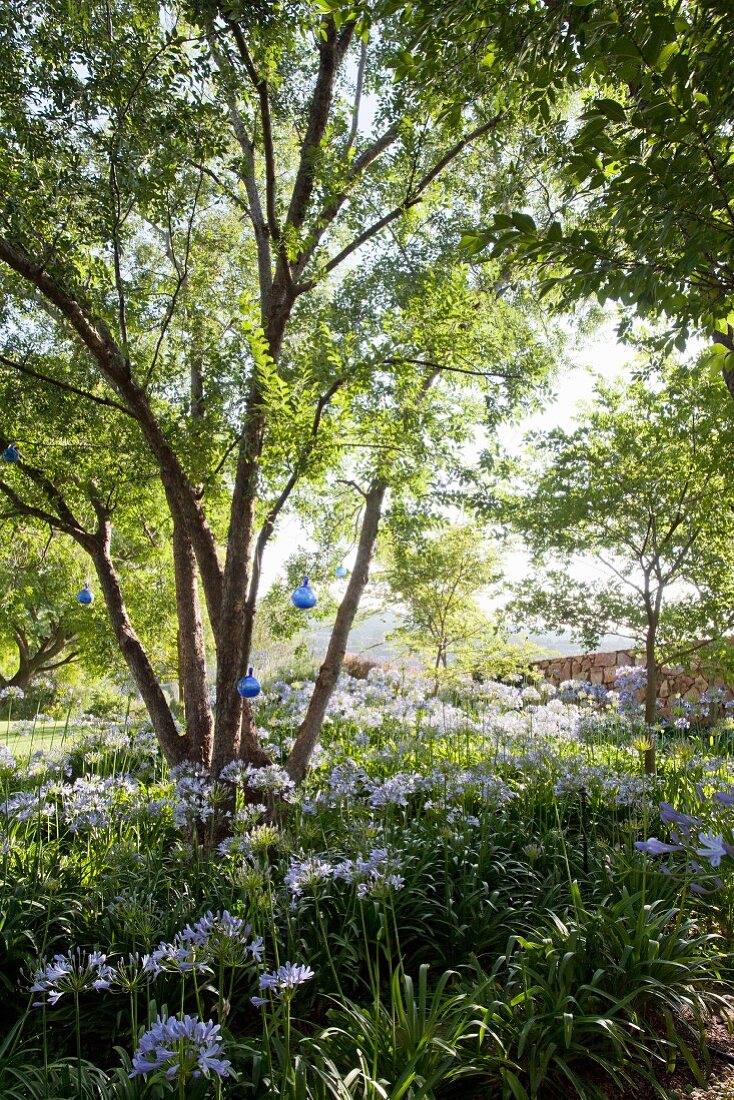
[{"left": 2, "top": 670, "right": 734, "bottom": 1098}]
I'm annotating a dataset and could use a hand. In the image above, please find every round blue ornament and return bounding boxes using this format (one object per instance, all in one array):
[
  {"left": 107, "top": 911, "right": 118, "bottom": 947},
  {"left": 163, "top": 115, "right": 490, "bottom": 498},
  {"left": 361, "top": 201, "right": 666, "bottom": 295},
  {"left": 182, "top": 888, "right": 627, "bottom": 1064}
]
[
  {"left": 291, "top": 575, "right": 317, "bottom": 609},
  {"left": 2, "top": 443, "right": 19, "bottom": 463},
  {"left": 237, "top": 667, "right": 261, "bottom": 698},
  {"left": 334, "top": 564, "right": 348, "bottom": 578},
  {"left": 77, "top": 583, "right": 94, "bottom": 605}
]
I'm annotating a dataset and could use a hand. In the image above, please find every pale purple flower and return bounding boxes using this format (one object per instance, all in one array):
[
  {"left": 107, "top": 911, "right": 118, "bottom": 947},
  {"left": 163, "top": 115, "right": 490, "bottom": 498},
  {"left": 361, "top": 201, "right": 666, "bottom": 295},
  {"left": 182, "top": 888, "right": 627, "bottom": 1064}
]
[
  {"left": 695, "top": 832, "right": 730, "bottom": 868},
  {"left": 30, "top": 948, "right": 115, "bottom": 1006},
  {"left": 129, "top": 1013, "right": 230, "bottom": 1081},
  {"left": 635, "top": 837, "right": 683, "bottom": 857},
  {"left": 251, "top": 961, "right": 314, "bottom": 1006}
]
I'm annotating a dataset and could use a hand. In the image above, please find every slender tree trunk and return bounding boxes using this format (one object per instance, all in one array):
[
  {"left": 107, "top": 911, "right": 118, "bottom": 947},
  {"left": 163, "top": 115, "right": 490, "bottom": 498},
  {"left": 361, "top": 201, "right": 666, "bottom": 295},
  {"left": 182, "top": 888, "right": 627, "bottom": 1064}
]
[
  {"left": 644, "top": 621, "right": 658, "bottom": 775},
  {"left": 172, "top": 521, "right": 213, "bottom": 767},
  {"left": 238, "top": 702, "right": 271, "bottom": 768},
  {"left": 714, "top": 328, "right": 734, "bottom": 401},
  {"left": 286, "top": 480, "right": 386, "bottom": 783},
  {"left": 91, "top": 520, "right": 188, "bottom": 767},
  {"left": 211, "top": 290, "right": 294, "bottom": 776}
]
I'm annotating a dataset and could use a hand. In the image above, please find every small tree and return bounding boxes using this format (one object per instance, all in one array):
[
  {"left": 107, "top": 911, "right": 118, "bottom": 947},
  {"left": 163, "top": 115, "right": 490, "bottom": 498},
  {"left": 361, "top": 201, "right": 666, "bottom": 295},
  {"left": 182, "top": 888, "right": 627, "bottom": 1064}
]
[
  {"left": 501, "top": 361, "right": 734, "bottom": 763},
  {"left": 381, "top": 522, "right": 501, "bottom": 678}
]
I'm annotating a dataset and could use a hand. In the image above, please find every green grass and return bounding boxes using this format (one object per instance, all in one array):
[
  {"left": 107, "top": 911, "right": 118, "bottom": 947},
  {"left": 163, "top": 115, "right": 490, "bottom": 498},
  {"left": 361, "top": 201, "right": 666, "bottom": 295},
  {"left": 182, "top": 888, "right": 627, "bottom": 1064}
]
[{"left": 2, "top": 721, "right": 79, "bottom": 757}]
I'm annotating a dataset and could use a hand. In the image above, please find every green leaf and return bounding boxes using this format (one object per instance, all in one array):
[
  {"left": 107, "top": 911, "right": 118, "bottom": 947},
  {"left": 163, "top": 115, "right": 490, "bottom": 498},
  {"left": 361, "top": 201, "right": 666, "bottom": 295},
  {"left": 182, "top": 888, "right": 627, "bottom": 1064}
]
[
  {"left": 511, "top": 212, "right": 537, "bottom": 235},
  {"left": 592, "top": 97, "right": 627, "bottom": 123}
]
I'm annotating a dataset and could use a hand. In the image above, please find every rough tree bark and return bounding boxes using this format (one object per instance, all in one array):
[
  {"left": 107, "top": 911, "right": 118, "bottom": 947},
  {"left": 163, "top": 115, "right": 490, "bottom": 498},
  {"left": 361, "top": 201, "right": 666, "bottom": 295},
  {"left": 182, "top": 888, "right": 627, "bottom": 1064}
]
[
  {"left": 90, "top": 516, "right": 188, "bottom": 766},
  {"left": 0, "top": 624, "right": 79, "bottom": 691}
]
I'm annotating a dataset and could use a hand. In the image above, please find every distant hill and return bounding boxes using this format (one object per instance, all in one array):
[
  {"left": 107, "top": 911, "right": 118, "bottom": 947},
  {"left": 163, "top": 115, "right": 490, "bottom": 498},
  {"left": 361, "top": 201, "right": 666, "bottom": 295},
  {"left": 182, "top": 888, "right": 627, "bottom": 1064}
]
[{"left": 308, "top": 612, "right": 632, "bottom": 663}]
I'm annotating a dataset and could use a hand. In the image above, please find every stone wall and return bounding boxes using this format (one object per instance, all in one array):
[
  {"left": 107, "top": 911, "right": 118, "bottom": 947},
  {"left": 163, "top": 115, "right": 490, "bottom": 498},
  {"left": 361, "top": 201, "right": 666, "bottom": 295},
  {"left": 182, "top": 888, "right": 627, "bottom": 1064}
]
[{"left": 532, "top": 648, "right": 734, "bottom": 709}]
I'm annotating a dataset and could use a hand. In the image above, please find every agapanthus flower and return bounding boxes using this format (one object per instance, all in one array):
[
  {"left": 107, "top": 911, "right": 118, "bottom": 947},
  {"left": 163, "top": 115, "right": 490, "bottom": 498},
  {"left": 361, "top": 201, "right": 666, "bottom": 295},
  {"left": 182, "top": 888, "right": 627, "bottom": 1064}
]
[
  {"left": 695, "top": 831, "right": 732, "bottom": 868},
  {"left": 251, "top": 961, "right": 314, "bottom": 1006},
  {"left": 635, "top": 837, "right": 684, "bottom": 857},
  {"left": 284, "top": 855, "right": 334, "bottom": 895},
  {"left": 30, "top": 948, "right": 115, "bottom": 1006},
  {"left": 181, "top": 910, "right": 264, "bottom": 965},
  {"left": 129, "top": 1013, "right": 230, "bottom": 1081}
]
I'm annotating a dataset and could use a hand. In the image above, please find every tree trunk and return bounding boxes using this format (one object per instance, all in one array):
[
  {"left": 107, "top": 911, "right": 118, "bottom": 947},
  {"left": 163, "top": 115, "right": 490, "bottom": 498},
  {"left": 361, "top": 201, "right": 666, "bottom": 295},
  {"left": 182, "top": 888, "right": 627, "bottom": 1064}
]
[
  {"left": 172, "top": 521, "right": 212, "bottom": 767},
  {"left": 211, "top": 289, "right": 295, "bottom": 776},
  {"left": 286, "top": 480, "right": 386, "bottom": 784},
  {"left": 91, "top": 519, "right": 188, "bottom": 767},
  {"left": 644, "top": 623, "right": 658, "bottom": 775},
  {"left": 8, "top": 624, "right": 79, "bottom": 691}
]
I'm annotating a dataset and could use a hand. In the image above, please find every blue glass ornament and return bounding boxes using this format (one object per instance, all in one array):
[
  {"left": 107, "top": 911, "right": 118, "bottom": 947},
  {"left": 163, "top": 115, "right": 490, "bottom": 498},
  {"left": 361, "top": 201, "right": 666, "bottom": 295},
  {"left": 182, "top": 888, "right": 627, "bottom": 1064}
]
[
  {"left": 334, "top": 564, "right": 348, "bottom": 578},
  {"left": 237, "top": 667, "right": 261, "bottom": 698},
  {"left": 291, "top": 575, "right": 317, "bottom": 609},
  {"left": 2, "top": 443, "right": 19, "bottom": 463},
  {"left": 77, "top": 583, "right": 94, "bottom": 605}
]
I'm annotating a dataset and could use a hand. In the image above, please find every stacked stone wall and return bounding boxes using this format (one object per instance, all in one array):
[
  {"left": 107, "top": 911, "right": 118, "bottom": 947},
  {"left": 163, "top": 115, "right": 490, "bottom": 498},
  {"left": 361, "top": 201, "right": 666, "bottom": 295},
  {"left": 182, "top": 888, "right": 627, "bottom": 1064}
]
[{"left": 532, "top": 648, "right": 734, "bottom": 710}]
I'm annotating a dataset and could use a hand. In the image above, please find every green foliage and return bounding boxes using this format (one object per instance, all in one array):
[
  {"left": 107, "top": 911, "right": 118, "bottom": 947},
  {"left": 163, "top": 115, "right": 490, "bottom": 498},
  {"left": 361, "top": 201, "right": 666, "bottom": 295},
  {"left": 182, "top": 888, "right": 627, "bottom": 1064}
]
[
  {"left": 499, "top": 357, "right": 734, "bottom": 680},
  {"left": 3, "top": 675, "right": 734, "bottom": 1096},
  {"left": 380, "top": 521, "right": 502, "bottom": 672},
  {"left": 441, "top": 0, "right": 734, "bottom": 350}
]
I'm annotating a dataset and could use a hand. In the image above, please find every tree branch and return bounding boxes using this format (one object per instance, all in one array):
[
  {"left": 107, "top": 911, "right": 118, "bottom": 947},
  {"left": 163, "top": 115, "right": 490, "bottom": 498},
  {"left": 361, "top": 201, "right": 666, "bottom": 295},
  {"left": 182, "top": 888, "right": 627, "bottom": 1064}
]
[
  {"left": 285, "top": 16, "right": 356, "bottom": 234},
  {"left": 0, "top": 352, "right": 134, "bottom": 417},
  {"left": 298, "top": 113, "right": 505, "bottom": 291}
]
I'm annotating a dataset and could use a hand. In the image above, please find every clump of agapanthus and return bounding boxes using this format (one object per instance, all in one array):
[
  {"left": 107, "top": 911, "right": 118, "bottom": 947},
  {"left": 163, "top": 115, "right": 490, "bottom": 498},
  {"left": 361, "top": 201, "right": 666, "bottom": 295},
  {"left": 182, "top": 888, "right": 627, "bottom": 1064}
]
[
  {"left": 367, "top": 770, "right": 424, "bottom": 808},
  {"left": 129, "top": 1013, "right": 231, "bottom": 1083},
  {"left": 0, "top": 685, "right": 24, "bottom": 701},
  {"left": 170, "top": 762, "right": 216, "bottom": 829},
  {"left": 251, "top": 961, "right": 314, "bottom": 1007},
  {"left": 61, "top": 774, "right": 126, "bottom": 832},
  {"left": 333, "top": 847, "right": 405, "bottom": 899},
  {"left": 0, "top": 744, "right": 16, "bottom": 773},
  {"left": 30, "top": 948, "right": 115, "bottom": 1006},
  {"left": 284, "top": 854, "right": 334, "bottom": 896},
  {"left": 614, "top": 665, "right": 647, "bottom": 716},
  {"left": 110, "top": 952, "right": 153, "bottom": 994},
  {"left": 218, "top": 833, "right": 255, "bottom": 860},
  {"left": 108, "top": 889, "right": 161, "bottom": 941},
  {"left": 243, "top": 763, "right": 296, "bottom": 802},
  {"left": 180, "top": 910, "right": 264, "bottom": 967},
  {"left": 143, "top": 935, "right": 213, "bottom": 979},
  {"left": 247, "top": 822, "right": 281, "bottom": 854},
  {"left": 1, "top": 787, "right": 55, "bottom": 822}
]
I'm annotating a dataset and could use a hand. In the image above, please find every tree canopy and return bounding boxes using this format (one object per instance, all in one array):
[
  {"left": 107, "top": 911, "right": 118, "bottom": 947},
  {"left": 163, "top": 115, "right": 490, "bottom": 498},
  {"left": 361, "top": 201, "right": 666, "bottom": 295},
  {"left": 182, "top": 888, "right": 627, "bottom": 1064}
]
[
  {"left": 0, "top": 0, "right": 556, "bottom": 801},
  {"left": 501, "top": 358, "right": 734, "bottom": 723}
]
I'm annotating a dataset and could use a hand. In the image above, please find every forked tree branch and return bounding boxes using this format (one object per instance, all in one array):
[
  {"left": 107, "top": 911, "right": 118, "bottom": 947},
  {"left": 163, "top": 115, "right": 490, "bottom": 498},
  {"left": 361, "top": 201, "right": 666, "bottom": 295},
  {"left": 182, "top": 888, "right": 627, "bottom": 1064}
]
[{"left": 298, "top": 114, "right": 505, "bottom": 292}]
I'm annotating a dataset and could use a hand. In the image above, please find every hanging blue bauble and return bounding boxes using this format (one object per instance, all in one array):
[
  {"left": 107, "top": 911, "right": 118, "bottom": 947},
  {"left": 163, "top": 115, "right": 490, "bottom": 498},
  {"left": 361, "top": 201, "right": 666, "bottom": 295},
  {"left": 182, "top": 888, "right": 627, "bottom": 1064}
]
[
  {"left": 76, "top": 583, "right": 94, "bottom": 605},
  {"left": 237, "top": 667, "right": 261, "bottom": 698},
  {"left": 291, "top": 575, "right": 317, "bottom": 609},
  {"left": 2, "top": 443, "right": 19, "bottom": 463},
  {"left": 334, "top": 564, "right": 348, "bottom": 578}
]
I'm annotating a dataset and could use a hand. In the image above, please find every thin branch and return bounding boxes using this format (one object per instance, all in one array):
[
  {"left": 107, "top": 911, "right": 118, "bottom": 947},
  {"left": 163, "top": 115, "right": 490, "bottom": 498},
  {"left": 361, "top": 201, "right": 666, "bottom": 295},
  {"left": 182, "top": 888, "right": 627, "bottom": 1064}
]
[
  {"left": 298, "top": 113, "right": 505, "bottom": 291},
  {"left": 144, "top": 167, "right": 204, "bottom": 387},
  {"left": 292, "top": 123, "right": 400, "bottom": 279},
  {"left": 347, "top": 38, "right": 367, "bottom": 152},
  {"left": 225, "top": 19, "right": 281, "bottom": 246},
  {"left": 247, "top": 375, "right": 349, "bottom": 597},
  {"left": 285, "top": 16, "right": 356, "bottom": 233},
  {"left": 0, "top": 352, "right": 134, "bottom": 416},
  {"left": 0, "top": 477, "right": 86, "bottom": 540},
  {"left": 109, "top": 157, "right": 130, "bottom": 363}
]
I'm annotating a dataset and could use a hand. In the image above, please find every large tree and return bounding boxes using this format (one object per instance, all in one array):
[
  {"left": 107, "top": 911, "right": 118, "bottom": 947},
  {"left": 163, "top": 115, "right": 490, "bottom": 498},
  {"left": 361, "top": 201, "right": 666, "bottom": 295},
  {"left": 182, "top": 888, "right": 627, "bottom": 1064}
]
[
  {"left": 498, "top": 360, "right": 734, "bottom": 742},
  {"left": 0, "top": 1, "right": 549, "bottom": 797}
]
